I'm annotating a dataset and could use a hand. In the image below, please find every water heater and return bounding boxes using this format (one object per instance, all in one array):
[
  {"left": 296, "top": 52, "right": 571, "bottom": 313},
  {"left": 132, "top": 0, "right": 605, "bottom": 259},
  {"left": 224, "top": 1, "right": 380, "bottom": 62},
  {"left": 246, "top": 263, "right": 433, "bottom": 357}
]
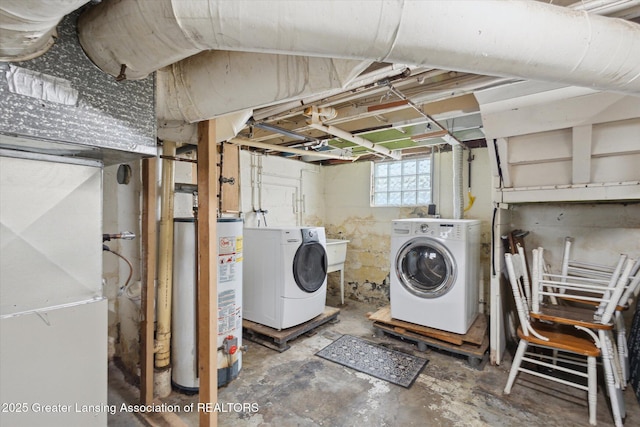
[{"left": 172, "top": 217, "right": 243, "bottom": 391}]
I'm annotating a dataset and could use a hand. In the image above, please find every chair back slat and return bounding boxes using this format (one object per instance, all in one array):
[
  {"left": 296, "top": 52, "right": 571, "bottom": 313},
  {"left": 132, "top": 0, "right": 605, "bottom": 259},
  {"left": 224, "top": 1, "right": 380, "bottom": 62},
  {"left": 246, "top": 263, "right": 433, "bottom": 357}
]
[
  {"left": 561, "top": 236, "right": 573, "bottom": 278},
  {"left": 532, "top": 248, "right": 540, "bottom": 313},
  {"left": 600, "top": 258, "right": 635, "bottom": 324},
  {"left": 619, "top": 263, "right": 640, "bottom": 307}
]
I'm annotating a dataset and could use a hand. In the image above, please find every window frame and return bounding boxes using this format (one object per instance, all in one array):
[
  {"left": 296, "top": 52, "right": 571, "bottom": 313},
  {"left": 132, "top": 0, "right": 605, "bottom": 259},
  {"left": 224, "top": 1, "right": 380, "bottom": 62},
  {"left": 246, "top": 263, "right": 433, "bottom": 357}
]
[{"left": 370, "top": 154, "right": 434, "bottom": 207}]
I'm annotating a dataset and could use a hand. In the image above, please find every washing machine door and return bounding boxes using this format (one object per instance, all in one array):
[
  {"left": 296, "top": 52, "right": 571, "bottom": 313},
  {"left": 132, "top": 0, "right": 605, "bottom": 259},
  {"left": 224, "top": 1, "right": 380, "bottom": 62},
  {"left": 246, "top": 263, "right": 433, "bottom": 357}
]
[
  {"left": 292, "top": 229, "right": 328, "bottom": 293},
  {"left": 395, "top": 238, "right": 456, "bottom": 298}
]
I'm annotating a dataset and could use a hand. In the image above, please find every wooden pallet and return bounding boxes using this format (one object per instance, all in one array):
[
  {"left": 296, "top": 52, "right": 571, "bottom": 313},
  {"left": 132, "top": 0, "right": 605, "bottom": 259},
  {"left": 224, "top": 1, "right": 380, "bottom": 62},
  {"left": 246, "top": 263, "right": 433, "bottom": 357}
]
[
  {"left": 368, "top": 306, "right": 489, "bottom": 369},
  {"left": 243, "top": 306, "right": 340, "bottom": 352}
]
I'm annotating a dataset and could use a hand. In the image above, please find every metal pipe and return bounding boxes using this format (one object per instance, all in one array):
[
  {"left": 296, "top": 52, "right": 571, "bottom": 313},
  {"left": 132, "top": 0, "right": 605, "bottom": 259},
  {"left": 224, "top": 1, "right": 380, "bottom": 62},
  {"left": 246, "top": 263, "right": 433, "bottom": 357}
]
[
  {"left": 307, "top": 120, "right": 400, "bottom": 160},
  {"left": 228, "top": 137, "right": 359, "bottom": 161},
  {"left": 251, "top": 121, "right": 318, "bottom": 143},
  {"left": 306, "top": 106, "right": 400, "bottom": 160},
  {"left": 175, "top": 183, "right": 198, "bottom": 193},
  {"left": 386, "top": 85, "right": 463, "bottom": 145}
]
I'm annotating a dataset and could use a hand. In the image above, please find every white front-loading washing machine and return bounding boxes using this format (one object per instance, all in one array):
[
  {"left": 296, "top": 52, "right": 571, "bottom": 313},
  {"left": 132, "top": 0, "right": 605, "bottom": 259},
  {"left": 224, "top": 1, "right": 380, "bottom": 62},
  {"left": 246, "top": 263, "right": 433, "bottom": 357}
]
[
  {"left": 243, "top": 226, "right": 328, "bottom": 330},
  {"left": 390, "top": 218, "right": 481, "bottom": 334}
]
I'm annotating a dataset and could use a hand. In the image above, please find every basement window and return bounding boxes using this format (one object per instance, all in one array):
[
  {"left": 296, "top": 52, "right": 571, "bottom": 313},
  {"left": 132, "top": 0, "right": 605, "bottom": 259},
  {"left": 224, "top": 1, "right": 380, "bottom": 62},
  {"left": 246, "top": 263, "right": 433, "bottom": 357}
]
[{"left": 371, "top": 155, "right": 432, "bottom": 207}]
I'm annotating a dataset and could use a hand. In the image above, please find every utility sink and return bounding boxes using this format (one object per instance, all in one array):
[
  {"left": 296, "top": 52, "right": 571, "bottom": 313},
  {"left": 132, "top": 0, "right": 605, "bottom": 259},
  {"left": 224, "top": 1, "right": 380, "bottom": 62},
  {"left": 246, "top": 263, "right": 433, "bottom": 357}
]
[
  {"left": 325, "top": 239, "right": 350, "bottom": 270},
  {"left": 325, "top": 239, "right": 349, "bottom": 305}
]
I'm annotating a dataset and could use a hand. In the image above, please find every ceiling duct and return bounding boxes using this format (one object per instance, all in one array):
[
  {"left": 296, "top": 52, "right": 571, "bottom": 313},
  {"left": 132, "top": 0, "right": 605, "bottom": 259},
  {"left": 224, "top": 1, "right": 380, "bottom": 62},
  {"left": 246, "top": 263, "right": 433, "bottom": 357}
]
[
  {"left": 156, "top": 50, "right": 372, "bottom": 123},
  {"left": 0, "top": 0, "right": 90, "bottom": 61},
  {"left": 79, "top": 0, "right": 640, "bottom": 95},
  {"left": 158, "top": 109, "right": 254, "bottom": 145}
]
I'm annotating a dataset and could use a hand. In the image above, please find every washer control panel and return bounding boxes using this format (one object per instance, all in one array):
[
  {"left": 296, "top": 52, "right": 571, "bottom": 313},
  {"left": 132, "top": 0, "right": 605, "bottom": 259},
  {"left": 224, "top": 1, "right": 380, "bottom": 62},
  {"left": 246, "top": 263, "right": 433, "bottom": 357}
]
[
  {"left": 301, "top": 227, "right": 320, "bottom": 243},
  {"left": 414, "top": 222, "right": 463, "bottom": 239}
]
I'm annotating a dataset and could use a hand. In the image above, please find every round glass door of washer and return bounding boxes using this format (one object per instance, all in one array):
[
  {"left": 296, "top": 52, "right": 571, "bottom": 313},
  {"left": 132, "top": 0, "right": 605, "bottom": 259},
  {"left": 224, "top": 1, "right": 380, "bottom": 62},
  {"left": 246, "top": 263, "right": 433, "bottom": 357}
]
[
  {"left": 395, "top": 238, "right": 456, "bottom": 298},
  {"left": 293, "top": 242, "right": 328, "bottom": 293}
]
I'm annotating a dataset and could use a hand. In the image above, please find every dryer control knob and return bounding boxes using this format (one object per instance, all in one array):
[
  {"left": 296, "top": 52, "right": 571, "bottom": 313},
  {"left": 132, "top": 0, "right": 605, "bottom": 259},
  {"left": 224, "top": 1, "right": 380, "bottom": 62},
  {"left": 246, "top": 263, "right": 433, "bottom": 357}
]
[{"left": 420, "top": 224, "right": 429, "bottom": 232}]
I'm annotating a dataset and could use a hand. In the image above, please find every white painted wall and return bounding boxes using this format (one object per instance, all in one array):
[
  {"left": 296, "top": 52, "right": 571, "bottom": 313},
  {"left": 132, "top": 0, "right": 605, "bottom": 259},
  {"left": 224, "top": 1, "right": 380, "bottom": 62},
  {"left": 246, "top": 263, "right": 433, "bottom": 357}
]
[
  {"left": 174, "top": 156, "right": 197, "bottom": 219},
  {"left": 103, "top": 162, "right": 143, "bottom": 372},
  {"left": 239, "top": 151, "right": 324, "bottom": 227},
  {"left": 509, "top": 203, "right": 640, "bottom": 272}
]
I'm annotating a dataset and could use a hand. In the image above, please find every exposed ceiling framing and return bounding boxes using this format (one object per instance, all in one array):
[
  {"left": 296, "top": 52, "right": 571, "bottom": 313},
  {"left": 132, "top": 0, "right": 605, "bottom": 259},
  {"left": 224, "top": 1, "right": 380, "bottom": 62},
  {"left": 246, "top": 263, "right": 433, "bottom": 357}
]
[{"left": 225, "top": 0, "right": 640, "bottom": 164}]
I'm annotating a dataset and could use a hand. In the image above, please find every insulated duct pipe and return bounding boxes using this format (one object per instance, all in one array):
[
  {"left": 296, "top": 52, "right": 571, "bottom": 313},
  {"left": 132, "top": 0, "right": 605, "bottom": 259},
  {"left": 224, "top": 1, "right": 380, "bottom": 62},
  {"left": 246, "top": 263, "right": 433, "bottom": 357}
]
[
  {"left": 0, "top": 0, "right": 90, "bottom": 61},
  {"left": 158, "top": 110, "right": 253, "bottom": 145},
  {"left": 155, "top": 141, "right": 176, "bottom": 369},
  {"left": 79, "top": 0, "right": 640, "bottom": 95},
  {"left": 157, "top": 50, "right": 372, "bottom": 123},
  {"left": 570, "top": 0, "right": 640, "bottom": 16}
]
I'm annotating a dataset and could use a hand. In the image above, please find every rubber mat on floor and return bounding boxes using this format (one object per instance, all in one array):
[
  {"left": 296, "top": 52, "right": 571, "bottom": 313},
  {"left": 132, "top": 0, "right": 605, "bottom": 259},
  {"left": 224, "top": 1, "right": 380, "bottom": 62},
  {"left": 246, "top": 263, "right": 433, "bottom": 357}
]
[{"left": 315, "top": 334, "right": 428, "bottom": 388}]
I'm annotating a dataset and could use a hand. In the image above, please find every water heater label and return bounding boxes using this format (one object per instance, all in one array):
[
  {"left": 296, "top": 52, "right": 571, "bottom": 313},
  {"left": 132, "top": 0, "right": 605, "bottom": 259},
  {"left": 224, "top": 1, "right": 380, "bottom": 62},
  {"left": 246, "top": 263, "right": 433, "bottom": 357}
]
[
  {"left": 218, "top": 254, "right": 237, "bottom": 282},
  {"left": 219, "top": 235, "right": 236, "bottom": 255},
  {"left": 218, "top": 289, "right": 240, "bottom": 337}
]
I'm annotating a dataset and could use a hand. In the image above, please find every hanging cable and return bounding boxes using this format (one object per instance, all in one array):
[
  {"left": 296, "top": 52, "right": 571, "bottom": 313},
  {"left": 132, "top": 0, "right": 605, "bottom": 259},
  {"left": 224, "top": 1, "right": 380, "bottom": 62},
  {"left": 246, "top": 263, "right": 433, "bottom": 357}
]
[{"left": 464, "top": 149, "right": 476, "bottom": 212}]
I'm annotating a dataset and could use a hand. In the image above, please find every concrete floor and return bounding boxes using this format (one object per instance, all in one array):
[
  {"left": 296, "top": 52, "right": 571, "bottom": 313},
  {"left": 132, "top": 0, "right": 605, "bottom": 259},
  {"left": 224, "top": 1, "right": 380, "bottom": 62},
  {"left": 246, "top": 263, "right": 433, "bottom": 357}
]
[{"left": 109, "top": 296, "right": 640, "bottom": 427}]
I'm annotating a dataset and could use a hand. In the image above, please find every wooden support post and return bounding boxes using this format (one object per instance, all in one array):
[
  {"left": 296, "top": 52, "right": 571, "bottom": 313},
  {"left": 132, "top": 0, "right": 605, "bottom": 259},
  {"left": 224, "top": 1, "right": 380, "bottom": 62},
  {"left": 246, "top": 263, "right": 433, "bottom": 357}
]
[
  {"left": 197, "top": 120, "right": 218, "bottom": 427},
  {"left": 140, "top": 157, "right": 157, "bottom": 405}
]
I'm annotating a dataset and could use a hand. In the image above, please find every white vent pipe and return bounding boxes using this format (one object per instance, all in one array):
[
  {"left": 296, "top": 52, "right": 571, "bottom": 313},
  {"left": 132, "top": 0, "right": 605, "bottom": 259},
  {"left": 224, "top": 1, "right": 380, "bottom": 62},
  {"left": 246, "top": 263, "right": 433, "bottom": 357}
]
[
  {"left": 157, "top": 50, "right": 371, "bottom": 123},
  {"left": 79, "top": 0, "right": 640, "bottom": 95},
  {"left": 570, "top": 0, "right": 640, "bottom": 16},
  {"left": 0, "top": 0, "right": 90, "bottom": 61},
  {"left": 452, "top": 145, "right": 464, "bottom": 220}
]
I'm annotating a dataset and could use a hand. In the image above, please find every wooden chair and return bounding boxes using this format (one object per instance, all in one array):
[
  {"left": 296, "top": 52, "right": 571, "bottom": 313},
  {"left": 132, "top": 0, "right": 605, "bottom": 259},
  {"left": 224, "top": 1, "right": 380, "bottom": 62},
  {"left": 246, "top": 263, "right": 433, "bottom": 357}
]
[
  {"left": 503, "top": 252, "right": 603, "bottom": 426},
  {"left": 529, "top": 248, "right": 636, "bottom": 427},
  {"left": 557, "top": 237, "right": 640, "bottom": 384}
]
